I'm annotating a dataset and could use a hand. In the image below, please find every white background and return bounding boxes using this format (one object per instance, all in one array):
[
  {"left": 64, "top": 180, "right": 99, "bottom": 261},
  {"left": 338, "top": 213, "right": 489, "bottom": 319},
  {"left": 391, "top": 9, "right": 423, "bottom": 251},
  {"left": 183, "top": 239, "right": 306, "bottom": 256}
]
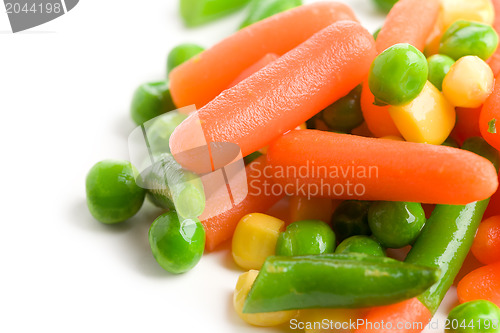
[{"left": 0, "top": 1, "right": 456, "bottom": 332}]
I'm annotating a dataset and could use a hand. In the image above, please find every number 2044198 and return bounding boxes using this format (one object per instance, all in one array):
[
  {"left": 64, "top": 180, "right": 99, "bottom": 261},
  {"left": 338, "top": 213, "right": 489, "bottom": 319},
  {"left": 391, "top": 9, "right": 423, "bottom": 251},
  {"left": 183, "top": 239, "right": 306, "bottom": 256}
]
[{"left": 5, "top": 2, "right": 62, "bottom": 14}]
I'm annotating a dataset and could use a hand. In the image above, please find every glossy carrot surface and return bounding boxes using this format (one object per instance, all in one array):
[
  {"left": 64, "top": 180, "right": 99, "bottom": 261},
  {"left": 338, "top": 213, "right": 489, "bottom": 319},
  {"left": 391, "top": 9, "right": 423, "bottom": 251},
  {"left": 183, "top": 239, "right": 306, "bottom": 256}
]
[
  {"left": 457, "top": 262, "right": 500, "bottom": 306},
  {"left": 228, "top": 53, "right": 279, "bottom": 88},
  {"left": 480, "top": 78, "right": 500, "bottom": 151},
  {"left": 169, "top": 2, "right": 357, "bottom": 108},
  {"left": 266, "top": 130, "right": 498, "bottom": 205},
  {"left": 355, "top": 298, "right": 431, "bottom": 333},
  {"left": 170, "top": 21, "right": 376, "bottom": 173},
  {"left": 376, "top": 0, "right": 440, "bottom": 53}
]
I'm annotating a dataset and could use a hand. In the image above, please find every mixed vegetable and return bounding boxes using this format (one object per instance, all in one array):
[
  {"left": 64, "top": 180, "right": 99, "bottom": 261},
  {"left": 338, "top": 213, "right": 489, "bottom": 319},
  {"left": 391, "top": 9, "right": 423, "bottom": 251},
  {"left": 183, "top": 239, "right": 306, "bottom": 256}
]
[{"left": 85, "top": 0, "right": 500, "bottom": 331}]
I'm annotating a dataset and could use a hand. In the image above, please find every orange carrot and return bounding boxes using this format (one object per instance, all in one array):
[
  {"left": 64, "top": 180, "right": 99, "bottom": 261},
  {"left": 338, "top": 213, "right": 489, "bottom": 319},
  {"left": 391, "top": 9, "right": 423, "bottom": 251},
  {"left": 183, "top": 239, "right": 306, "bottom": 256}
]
[
  {"left": 376, "top": 0, "right": 440, "bottom": 53},
  {"left": 169, "top": 2, "right": 357, "bottom": 108},
  {"left": 201, "top": 156, "right": 284, "bottom": 251},
  {"left": 451, "top": 107, "right": 482, "bottom": 146},
  {"left": 480, "top": 78, "right": 500, "bottom": 151},
  {"left": 360, "top": 80, "right": 400, "bottom": 137},
  {"left": 355, "top": 298, "right": 432, "bottom": 333},
  {"left": 471, "top": 215, "right": 500, "bottom": 264},
  {"left": 265, "top": 129, "right": 498, "bottom": 205},
  {"left": 228, "top": 53, "right": 279, "bottom": 88},
  {"left": 170, "top": 21, "right": 376, "bottom": 173},
  {"left": 488, "top": 0, "right": 500, "bottom": 76},
  {"left": 457, "top": 262, "right": 500, "bottom": 306}
]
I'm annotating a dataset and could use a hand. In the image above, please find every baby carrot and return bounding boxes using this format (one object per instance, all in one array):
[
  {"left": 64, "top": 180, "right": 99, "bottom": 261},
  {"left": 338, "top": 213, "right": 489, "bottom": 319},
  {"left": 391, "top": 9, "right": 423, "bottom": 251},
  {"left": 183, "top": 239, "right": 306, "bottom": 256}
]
[
  {"left": 169, "top": 2, "right": 357, "bottom": 108},
  {"left": 488, "top": 0, "right": 500, "bottom": 76},
  {"left": 265, "top": 130, "right": 498, "bottom": 205},
  {"left": 360, "top": 80, "right": 400, "bottom": 137},
  {"left": 376, "top": 0, "right": 440, "bottom": 53},
  {"left": 457, "top": 262, "right": 500, "bottom": 306},
  {"left": 480, "top": 78, "right": 500, "bottom": 151},
  {"left": 200, "top": 155, "right": 284, "bottom": 251},
  {"left": 355, "top": 298, "right": 432, "bottom": 333},
  {"left": 170, "top": 21, "right": 376, "bottom": 173},
  {"left": 471, "top": 215, "right": 500, "bottom": 264},
  {"left": 227, "top": 53, "right": 279, "bottom": 88}
]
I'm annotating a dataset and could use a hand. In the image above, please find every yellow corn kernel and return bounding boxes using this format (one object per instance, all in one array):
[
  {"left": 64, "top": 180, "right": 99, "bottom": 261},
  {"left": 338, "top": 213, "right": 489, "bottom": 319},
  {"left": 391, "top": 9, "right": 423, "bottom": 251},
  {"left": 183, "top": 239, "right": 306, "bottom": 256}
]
[
  {"left": 299, "top": 308, "right": 368, "bottom": 333},
  {"left": 388, "top": 81, "right": 456, "bottom": 145},
  {"left": 442, "top": 56, "right": 494, "bottom": 108},
  {"left": 289, "top": 196, "right": 333, "bottom": 224},
  {"left": 440, "top": 0, "right": 494, "bottom": 31},
  {"left": 380, "top": 135, "right": 405, "bottom": 141},
  {"left": 232, "top": 213, "right": 285, "bottom": 270},
  {"left": 233, "top": 270, "right": 298, "bottom": 326}
]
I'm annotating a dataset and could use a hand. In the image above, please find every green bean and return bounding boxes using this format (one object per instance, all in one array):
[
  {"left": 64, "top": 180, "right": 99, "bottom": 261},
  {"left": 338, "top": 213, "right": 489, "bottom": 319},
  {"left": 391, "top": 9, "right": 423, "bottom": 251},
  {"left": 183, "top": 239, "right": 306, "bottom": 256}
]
[{"left": 240, "top": 0, "right": 302, "bottom": 29}]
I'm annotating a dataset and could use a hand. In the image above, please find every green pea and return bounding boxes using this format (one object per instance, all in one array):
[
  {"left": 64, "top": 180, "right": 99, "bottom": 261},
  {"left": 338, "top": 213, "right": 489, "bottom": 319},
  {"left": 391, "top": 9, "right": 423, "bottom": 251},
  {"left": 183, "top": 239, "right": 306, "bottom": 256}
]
[
  {"left": 335, "top": 236, "right": 386, "bottom": 257},
  {"left": 130, "top": 81, "right": 176, "bottom": 126},
  {"left": 167, "top": 43, "right": 205, "bottom": 74},
  {"left": 275, "top": 220, "right": 336, "bottom": 256},
  {"left": 427, "top": 54, "right": 455, "bottom": 91},
  {"left": 320, "top": 85, "right": 364, "bottom": 133},
  {"left": 330, "top": 201, "right": 372, "bottom": 242},
  {"left": 447, "top": 300, "right": 500, "bottom": 333},
  {"left": 368, "top": 201, "right": 426, "bottom": 248},
  {"left": 149, "top": 211, "right": 205, "bottom": 274},
  {"left": 372, "top": 0, "right": 399, "bottom": 13},
  {"left": 86, "top": 160, "right": 145, "bottom": 224},
  {"left": 373, "top": 27, "right": 381, "bottom": 41},
  {"left": 440, "top": 20, "right": 499, "bottom": 61},
  {"left": 442, "top": 136, "right": 460, "bottom": 148},
  {"left": 369, "top": 43, "right": 428, "bottom": 106},
  {"left": 240, "top": 0, "right": 302, "bottom": 29}
]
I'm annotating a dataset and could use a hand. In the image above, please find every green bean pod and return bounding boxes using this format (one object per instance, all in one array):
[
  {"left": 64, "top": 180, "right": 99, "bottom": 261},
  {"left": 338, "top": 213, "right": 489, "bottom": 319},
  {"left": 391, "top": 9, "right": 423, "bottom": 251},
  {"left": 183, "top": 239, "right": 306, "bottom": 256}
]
[
  {"left": 405, "top": 137, "right": 500, "bottom": 314},
  {"left": 180, "top": 0, "right": 251, "bottom": 27},
  {"left": 240, "top": 0, "right": 302, "bottom": 29},
  {"left": 144, "top": 153, "right": 205, "bottom": 219},
  {"left": 243, "top": 254, "right": 439, "bottom": 313}
]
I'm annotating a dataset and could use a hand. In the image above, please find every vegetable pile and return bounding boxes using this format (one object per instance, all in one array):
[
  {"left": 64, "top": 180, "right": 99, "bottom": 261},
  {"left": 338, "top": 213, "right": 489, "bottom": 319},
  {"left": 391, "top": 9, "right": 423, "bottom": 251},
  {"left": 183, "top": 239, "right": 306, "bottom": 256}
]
[{"left": 85, "top": 0, "right": 500, "bottom": 331}]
